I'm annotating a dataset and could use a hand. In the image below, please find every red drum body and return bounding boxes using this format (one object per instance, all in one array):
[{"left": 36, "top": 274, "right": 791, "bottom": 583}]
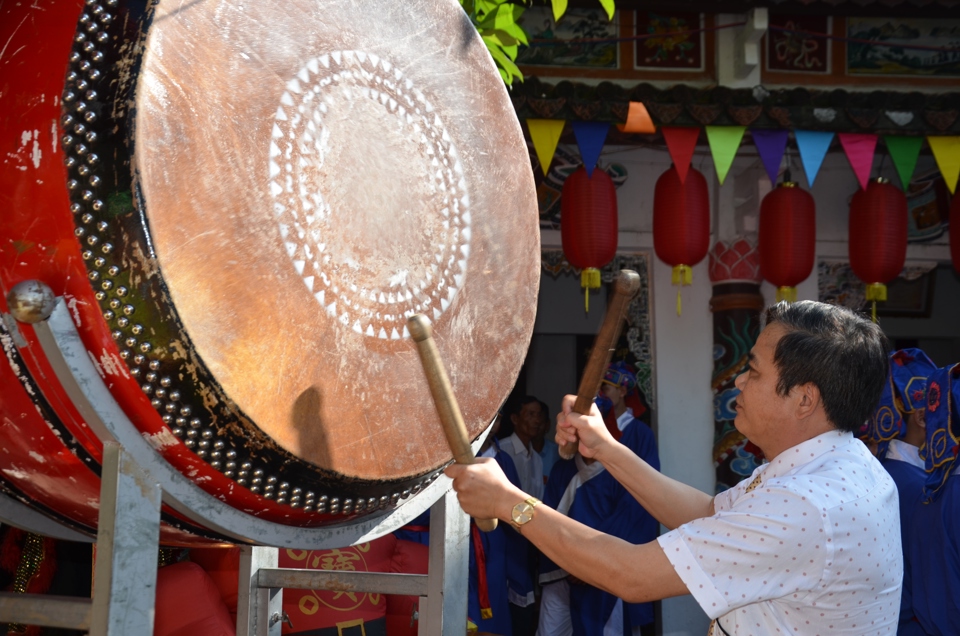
[{"left": 0, "top": 0, "right": 539, "bottom": 544}]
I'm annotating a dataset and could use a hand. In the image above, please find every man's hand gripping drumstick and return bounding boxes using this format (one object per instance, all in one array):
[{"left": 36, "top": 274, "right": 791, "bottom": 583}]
[
  {"left": 408, "top": 314, "right": 497, "bottom": 531},
  {"left": 558, "top": 269, "right": 641, "bottom": 460}
]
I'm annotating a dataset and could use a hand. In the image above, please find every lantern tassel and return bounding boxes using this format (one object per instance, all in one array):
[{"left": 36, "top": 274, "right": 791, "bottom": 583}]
[
  {"left": 671, "top": 265, "right": 692, "bottom": 316},
  {"left": 865, "top": 283, "right": 887, "bottom": 324},
  {"left": 671, "top": 264, "right": 693, "bottom": 286},
  {"left": 581, "top": 267, "right": 602, "bottom": 313},
  {"left": 776, "top": 286, "right": 798, "bottom": 303}
]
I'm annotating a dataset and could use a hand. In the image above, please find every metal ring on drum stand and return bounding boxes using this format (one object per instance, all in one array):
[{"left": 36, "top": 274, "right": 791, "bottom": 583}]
[
  {"left": 33, "top": 298, "right": 488, "bottom": 550},
  {"left": 0, "top": 491, "right": 93, "bottom": 544}
]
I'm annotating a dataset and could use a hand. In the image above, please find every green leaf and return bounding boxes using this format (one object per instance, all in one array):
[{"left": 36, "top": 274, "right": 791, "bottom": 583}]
[
  {"left": 483, "top": 36, "right": 524, "bottom": 84},
  {"left": 492, "top": 3, "right": 523, "bottom": 32},
  {"left": 483, "top": 30, "right": 522, "bottom": 48},
  {"left": 475, "top": 0, "right": 506, "bottom": 20},
  {"left": 551, "top": 0, "right": 568, "bottom": 22},
  {"left": 598, "top": 0, "right": 615, "bottom": 21},
  {"left": 479, "top": 22, "right": 527, "bottom": 46}
]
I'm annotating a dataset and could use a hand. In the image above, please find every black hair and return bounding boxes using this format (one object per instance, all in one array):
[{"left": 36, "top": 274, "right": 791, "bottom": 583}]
[
  {"left": 510, "top": 395, "right": 541, "bottom": 417},
  {"left": 763, "top": 300, "right": 889, "bottom": 433}
]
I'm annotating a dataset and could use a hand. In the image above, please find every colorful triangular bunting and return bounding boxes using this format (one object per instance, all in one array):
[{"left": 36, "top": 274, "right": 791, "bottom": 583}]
[
  {"left": 883, "top": 136, "right": 923, "bottom": 190},
  {"left": 572, "top": 121, "right": 610, "bottom": 177},
  {"left": 661, "top": 127, "right": 700, "bottom": 184},
  {"left": 927, "top": 135, "right": 960, "bottom": 194},
  {"left": 794, "top": 130, "right": 834, "bottom": 187},
  {"left": 838, "top": 132, "right": 878, "bottom": 190},
  {"left": 527, "top": 119, "right": 566, "bottom": 175},
  {"left": 617, "top": 102, "right": 656, "bottom": 134},
  {"left": 751, "top": 129, "right": 789, "bottom": 185},
  {"left": 705, "top": 126, "right": 746, "bottom": 185}
]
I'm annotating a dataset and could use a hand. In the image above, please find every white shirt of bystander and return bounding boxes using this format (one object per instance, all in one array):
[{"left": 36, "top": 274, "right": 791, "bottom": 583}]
[{"left": 500, "top": 432, "right": 544, "bottom": 501}]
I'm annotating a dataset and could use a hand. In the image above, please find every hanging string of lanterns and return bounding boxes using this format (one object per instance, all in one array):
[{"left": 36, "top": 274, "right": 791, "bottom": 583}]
[
  {"left": 758, "top": 181, "right": 816, "bottom": 303},
  {"left": 561, "top": 166, "right": 618, "bottom": 312},
  {"left": 653, "top": 165, "right": 710, "bottom": 316},
  {"left": 543, "top": 118, "right": 951, "bottom": 320},
  {"left": 848, "top": 178, "right": 908, "bottom": 322}
]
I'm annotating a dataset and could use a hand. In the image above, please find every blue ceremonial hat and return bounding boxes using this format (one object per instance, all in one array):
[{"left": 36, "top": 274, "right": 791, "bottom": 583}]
[
  {"left": 602, "top": 361, "right": 637, "bottom": 391},
  {"left": 868, "top": 348, "right": 937, "bottom": 458},
  {"left": 921, "top": 363, "right": 960, "bottom": 502},
  {"left": 890, "top": 349, "right": 937, "bottom": 413}
]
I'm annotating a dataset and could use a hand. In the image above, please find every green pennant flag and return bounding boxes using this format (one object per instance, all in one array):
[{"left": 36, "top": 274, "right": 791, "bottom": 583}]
[
  {"left": 705, "top": 126, "right": 746, "bottom": 185},
  {"left": 883, "top": 136, "right": 924, "bottom": 190}
]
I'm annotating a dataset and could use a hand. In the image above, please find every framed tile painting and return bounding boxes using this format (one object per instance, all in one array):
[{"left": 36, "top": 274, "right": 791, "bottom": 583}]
[
  {"left": 766, "top": 15, "right": 831, "bottom": 74},
  {"left": 634, "top": 12, "right": 704, "bottom": 71},
  {"left": 516, "top": 6, "right": 619, "bottom": 69},
  {"left": 847, "top": 17, "right": 960, "bottom": 78}
]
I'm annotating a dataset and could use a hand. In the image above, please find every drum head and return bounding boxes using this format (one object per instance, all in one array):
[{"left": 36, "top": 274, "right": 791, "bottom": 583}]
[{"left": 130, "top": 1, "right": 538, "bottom": 480}]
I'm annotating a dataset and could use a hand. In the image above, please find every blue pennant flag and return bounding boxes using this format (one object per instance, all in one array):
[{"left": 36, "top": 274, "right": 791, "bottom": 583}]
[
  {"left": 572, "top": 121, "right": 610, "bottom": 177},
  {"left": 794, "top": 130, "right": 835, "bottom": 187}
]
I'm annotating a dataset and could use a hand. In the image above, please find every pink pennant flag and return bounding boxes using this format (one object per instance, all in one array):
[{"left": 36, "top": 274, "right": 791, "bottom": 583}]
[{"left": 838, "top": 133, "right": 878, "bottom": 191}]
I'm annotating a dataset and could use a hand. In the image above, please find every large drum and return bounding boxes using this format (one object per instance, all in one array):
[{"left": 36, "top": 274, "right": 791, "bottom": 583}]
[{"left": 0, "top": 0, "right": 539, "bottom": 545}]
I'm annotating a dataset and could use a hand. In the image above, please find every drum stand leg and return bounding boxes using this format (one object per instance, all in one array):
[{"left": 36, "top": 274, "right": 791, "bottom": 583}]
[
  {"left": 90, "top": 441, "right": 163, "bottom": 634},
  {"left": 235, "top": 489, "right": 470, "bottom": 636},
  {"left": 0, "top": 441, "right": 161, "bottom": 635},
  {"left": 419, "top": 489, "right": 470, "bottom": 636}
]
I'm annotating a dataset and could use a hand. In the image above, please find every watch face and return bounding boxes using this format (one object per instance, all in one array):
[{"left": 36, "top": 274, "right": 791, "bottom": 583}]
[{"left": 512, "top": 501, "right": 535, "bottom": 525}]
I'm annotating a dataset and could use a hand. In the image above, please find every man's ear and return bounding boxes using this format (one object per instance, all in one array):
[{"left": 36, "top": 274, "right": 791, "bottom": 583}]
[
  {"left": 915, "top": 409, "right": 927, "bottom": 430},
  {"left": 795, "top": 383, "right": 821, "bottom": 420}
]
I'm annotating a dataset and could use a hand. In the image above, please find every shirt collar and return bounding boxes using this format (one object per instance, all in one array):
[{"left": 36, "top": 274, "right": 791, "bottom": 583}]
[
  {"left": 886, "top": 438, "right": 924, "bottom": 468},
  {"left": 507, "top": 432, "right": 532, "bottom": 456},
  {"left": 761, "top": 429, "right": 855, "bottom": 481},
  {"left": 616, "top": 407, "right": 634, "bottom": 431}
]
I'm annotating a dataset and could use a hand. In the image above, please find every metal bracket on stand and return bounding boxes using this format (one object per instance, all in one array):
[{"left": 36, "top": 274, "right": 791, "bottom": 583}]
[
  {"left": 235, "top": 489, "right": 470, "bottom": 636},
  {"left": 0, "top": 441, "right": 161, "bottom": 635},
  {"left": 0, "top": 298, "right": 472, "bottom": 635}
]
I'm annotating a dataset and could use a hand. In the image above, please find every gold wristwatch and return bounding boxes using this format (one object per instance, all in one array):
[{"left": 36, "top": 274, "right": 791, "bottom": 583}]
[{"left": 510, "top": 497, "right": 540, "bottom": 530}]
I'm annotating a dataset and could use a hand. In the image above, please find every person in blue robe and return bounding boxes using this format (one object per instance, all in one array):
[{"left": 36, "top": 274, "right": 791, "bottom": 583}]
[
  {"left": 537, "top": 362, "right": 659, "bottom": 636},
  {"left": 910, "top": 362, "right": 960, "bottom": 636},
  {"left": 395, "top": 412, "right": 522, "bottom": 635},
  {"left": 865, "top": 348, "right": 937, "bottom": 634}
]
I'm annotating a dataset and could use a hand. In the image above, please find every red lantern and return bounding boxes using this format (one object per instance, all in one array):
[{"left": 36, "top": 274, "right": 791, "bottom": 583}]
[
  {"left": 951, "top": 192, "right": 960, "bottom": 275},
  {"left": 759, "top": 182, "right": 816, "bottom": 303},
  {"left": 849, "top": 178, "right": 908, "bottom": 320},
  {"left": 654, "top": 165, "right": 710, "bottom": 315},
  {"left": 561, "top": 166, "right": 618, "bottom": 311}
]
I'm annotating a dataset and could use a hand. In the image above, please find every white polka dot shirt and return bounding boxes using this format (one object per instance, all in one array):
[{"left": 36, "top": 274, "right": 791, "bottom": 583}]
[{"left": 658, "top": 430, "right": 902, "bottom": 635}]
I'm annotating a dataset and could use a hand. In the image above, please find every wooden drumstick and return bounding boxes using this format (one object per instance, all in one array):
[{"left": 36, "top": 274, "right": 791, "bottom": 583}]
[
  {"left": 558, "top": 269, "right": 642, "bottom": 460},
  {"left": 408, "top": 314, "right": 498, "bottom": 532}
]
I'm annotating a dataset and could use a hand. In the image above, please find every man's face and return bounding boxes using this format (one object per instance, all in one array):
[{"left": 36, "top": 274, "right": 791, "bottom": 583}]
[
  {"left": 512, "top": 401, "right": 543, "bottom": 443},
  {"left": 733, "top": 323, "right": 794, "bottom": 446},
  {"left": 599, "top": 381, "right": 625, "bottom": 409}
]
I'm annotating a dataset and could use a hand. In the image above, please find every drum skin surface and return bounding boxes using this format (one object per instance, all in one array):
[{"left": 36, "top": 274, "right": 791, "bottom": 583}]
[{"left": 0, "top": 0, "right": 539, "bottom": 538}]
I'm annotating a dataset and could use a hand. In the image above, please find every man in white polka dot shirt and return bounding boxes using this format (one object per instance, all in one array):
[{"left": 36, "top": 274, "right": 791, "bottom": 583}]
[{"left": 447, "top": 300, "right": 901, "bottom": 635}]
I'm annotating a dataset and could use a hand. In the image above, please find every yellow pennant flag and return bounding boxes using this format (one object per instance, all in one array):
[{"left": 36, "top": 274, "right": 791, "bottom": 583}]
[
  {"left": 926, "top": 135, "right": 960, "bottom": 194},
  {"left": 528, "top": 119, "right": 566, "bottom": 175},
  {"left": 705, "top": 126, "right": 746, "bottom": 185}
]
